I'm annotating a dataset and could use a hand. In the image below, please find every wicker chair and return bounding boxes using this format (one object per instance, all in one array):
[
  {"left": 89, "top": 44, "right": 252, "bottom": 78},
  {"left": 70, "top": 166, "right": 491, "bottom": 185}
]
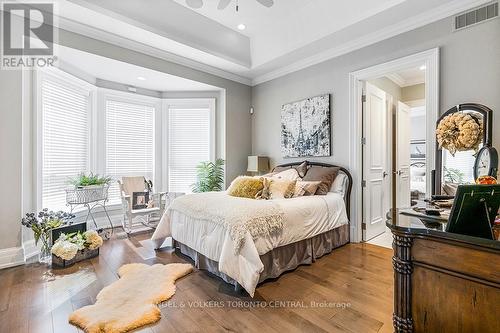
[{"left": 117, "top": 176, "right": 166, "bottom": 233}]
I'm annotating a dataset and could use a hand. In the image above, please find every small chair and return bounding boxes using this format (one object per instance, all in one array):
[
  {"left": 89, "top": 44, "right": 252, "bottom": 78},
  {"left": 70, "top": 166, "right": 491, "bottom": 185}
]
[{"left": 117, "top": 176, "right": 166, "bottom": 234}]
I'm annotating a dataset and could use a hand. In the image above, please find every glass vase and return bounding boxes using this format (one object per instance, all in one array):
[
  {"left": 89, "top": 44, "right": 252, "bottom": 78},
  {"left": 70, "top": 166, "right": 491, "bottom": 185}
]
[{"left": 38, "top": 233, "right": 52, "bottom": 265}]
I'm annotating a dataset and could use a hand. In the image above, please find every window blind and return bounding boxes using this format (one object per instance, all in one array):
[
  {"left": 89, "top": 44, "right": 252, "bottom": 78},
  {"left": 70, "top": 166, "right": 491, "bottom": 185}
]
[
  {"left": 443, "top": 150, "right": 476, "bottom": 184},
  {"left": 41, "top": 77, "right": 89, "bottom": 211},
  {"left": 168, "top": 107, "right": 211, "bottom": 193},
  {"left": 105, "top": 99, "right": 155, "bottom": 204}
]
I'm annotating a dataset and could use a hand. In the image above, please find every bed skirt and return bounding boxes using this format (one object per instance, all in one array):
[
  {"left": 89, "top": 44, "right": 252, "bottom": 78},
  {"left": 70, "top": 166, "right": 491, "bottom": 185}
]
[{"left": 174, "top": 223, "right": 350, "bottom": 288}]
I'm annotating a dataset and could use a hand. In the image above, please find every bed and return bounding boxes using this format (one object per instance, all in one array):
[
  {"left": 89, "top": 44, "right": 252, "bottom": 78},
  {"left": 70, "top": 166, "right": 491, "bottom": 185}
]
[{"left": 151, "top": 161, "right": 352, "bottom": 296}]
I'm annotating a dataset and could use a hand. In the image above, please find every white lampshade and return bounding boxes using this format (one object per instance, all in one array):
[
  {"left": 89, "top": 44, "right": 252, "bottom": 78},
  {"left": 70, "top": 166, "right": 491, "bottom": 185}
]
[{"left": 247, "top": 156, "right": 269, "bottom": 173}]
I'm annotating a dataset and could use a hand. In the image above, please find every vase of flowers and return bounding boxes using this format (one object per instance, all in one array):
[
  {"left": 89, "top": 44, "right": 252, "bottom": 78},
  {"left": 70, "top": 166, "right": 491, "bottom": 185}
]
[
  {"left": 51, "top": 230, "right": 103, "bottom": 268},
  {"left": 21, "top": 209, "right": 75, "bottom": 264}
]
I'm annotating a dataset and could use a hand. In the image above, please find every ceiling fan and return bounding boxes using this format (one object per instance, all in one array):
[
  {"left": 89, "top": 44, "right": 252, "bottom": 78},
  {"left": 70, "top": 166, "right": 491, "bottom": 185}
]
[{"left": 186, "top": 0, "right": 274, "bottom": 10}]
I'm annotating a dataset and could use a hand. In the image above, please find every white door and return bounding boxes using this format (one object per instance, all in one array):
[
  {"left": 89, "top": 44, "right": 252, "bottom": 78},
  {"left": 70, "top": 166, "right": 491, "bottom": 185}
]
[
  {"left": 396, "top": 102, "right": 411, "bottom": 208},
  {"left": 363, "top": 82, "right": 389, "bottom": 240}
]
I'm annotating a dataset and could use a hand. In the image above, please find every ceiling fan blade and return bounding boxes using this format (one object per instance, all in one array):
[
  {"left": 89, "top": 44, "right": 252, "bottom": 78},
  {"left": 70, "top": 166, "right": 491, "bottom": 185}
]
[
  {"left": 217, "top": 0, "right": 231, "bottom": 10},
  {"left": 186, "top": 0, "right": 203, "bottom": 9},
  {"left": 255, "top": 0, "right": 274, "bottom": 7}
]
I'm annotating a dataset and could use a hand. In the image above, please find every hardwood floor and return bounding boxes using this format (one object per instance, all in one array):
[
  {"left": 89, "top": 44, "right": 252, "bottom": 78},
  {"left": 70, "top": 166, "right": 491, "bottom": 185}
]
[{"left": 0, "top": 232, "right": 394, "bottom": 333}]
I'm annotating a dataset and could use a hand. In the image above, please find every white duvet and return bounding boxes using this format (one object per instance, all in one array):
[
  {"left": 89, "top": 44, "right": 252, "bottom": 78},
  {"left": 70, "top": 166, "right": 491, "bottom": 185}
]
[{"left": 151, "top": 192, "right": 348, "bottom": 296}]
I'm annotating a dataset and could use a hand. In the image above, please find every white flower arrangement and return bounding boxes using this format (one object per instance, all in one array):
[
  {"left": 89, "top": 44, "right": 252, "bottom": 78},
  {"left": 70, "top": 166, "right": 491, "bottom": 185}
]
[
  {"left": 51, "top": 230, "right": 104, "bottom": 261},
  {"left": 84, "top": 230, "right": 103, "bottom": 250},
  {"left": 51, "top": 240, "right": 79, "bottom": 260}
]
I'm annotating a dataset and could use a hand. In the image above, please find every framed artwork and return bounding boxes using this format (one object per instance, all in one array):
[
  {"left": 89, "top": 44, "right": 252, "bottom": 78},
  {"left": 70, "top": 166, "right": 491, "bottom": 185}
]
[
  {"left": 281, "top": 94, "right": 331, "bottom": 158},
  {"left": 132, "top": 192, "right": 149, "bottom": 210},
  {"left": 410, "top": 140, "right": 426, "bottom": 159}
]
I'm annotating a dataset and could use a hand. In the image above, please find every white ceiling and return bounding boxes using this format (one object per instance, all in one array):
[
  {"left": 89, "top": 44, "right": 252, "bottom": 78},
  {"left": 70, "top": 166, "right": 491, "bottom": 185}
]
[
  {"left": 57, "top": 45, "right": 221, "bottom": 92},
  {"left": 55, "top": 0, "right": 490, "bottom": 85},
  {"left": 172, "top": 0, "right": 406, "bottom": 66}
]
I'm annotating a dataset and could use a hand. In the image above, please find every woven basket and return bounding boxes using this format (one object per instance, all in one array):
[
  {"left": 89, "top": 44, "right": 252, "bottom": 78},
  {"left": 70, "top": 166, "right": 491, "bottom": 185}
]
[{"left": 65, "top": 184, "right": 109, "bottom": 205}]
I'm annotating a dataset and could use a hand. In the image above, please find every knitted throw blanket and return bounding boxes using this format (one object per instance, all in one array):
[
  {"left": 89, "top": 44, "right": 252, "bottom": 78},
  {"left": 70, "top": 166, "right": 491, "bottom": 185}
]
[{"left": 169, "top": 192, "right": 284, "bottom": 253}]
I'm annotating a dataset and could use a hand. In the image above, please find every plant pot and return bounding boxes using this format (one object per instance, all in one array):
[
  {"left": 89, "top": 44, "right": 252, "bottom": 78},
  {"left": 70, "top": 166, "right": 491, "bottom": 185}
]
[{"left": 52, "top": 248, "right": 99, "bottom": 268}]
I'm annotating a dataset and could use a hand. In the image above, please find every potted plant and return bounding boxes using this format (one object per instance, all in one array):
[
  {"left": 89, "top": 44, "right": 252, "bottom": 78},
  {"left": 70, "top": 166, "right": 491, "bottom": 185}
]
[
  {"left": 191, "top": 158, "right": 225, "bottom": 193},
  {"left": 21, "top": 209, "right": 75, "bottom": 264},
  {"left": 51, "top": 230, "right": 103, "bottom": 268},
  {"left": 69, "top": 172, "right": 112, "bottom": 188},
  {"left": 66, "top": 173, "right": 112, "bottom": 206}
]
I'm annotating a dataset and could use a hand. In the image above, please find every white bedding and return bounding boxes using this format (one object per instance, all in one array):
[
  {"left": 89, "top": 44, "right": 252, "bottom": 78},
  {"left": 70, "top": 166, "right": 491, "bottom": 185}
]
[{"left": 151, "top": 192, "right": 348, "bottom": 296}]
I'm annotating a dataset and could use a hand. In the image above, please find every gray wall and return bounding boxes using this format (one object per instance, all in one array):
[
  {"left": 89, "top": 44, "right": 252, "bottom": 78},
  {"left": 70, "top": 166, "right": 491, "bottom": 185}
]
[
  {"left": 402, "top": 83, "right": 425, "bottom": 102},
  {"left": 0, "top": 28, "right": 252, "bottom": 252},
  {"left": 252, "top": 17, "right": 500, "bottom": 169},
  {"left": 369, "top": 77, "right": 402, "bottom": 104},
  {"left": 0, "top": 70, "right": 23, "bottom": 249}
]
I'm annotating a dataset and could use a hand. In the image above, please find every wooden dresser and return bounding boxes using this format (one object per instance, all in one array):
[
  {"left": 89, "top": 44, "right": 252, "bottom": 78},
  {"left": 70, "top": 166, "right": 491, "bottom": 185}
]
[{"left": 387, "top": 213, "right": 500, "bottom": 333}]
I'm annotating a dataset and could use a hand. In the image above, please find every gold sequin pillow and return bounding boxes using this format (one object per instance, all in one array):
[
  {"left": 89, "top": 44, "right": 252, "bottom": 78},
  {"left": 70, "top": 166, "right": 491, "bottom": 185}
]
[{"left": 227, "top": 176, "right": 264, "bottom": 199}]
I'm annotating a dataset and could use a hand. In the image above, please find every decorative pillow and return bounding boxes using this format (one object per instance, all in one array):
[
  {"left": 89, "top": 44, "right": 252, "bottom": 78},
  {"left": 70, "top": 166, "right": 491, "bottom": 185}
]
[
  {"left": 303, "top": 166, "right": 340, "bottom": 195},
  {"left": 271, "top": 168, "right": 300, "bottom": 181},
  {"left": 255, "top": 177, "right": 272, "bottom": 200},
  {"left": 262, "top": 171, "right": 278, "bottom": 178},
  {"left": 294, "top": 161, "right": 308, "bottom": 178},
  {"left": 227, "top": 176, "right": 264, "bottom": 199},
  {"left": 330, "top": 173, "right": 348, "bottom": 197},
  {"left": 294, "top": 181, "right": 322, "bottom": 197},
  {"left": 273, "top": 161, "right": 308, "bottom": 178},
  {"left": 269, "top": 179, "right": 296, "bottom": 199}
]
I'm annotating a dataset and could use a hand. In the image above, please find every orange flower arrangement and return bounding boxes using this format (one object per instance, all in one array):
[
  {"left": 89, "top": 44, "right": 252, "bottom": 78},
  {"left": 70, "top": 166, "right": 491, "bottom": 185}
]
[{"left": 475, "top": 175, "right": 497, "bottom": 185}]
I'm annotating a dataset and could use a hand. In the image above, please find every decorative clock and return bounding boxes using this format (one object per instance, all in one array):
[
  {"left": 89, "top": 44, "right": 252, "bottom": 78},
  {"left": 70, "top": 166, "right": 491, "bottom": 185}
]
[{"left": 474, "top": 145, "right": 499, "bottom": 180}]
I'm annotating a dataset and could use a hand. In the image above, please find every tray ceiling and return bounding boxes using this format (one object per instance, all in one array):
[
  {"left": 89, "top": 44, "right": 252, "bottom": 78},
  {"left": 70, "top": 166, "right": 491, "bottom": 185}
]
[{"left": 59, "top": 0, "right": 490, "bottom": 85}]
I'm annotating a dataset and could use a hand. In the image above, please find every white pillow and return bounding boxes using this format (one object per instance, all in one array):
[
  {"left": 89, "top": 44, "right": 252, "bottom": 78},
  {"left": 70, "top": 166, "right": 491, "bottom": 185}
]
[
  {"left": 330, "top": 173, "right": 348, "bottom": 197},
  {"left": 271, "top": 168, "right": 300, "bottom": 181}
]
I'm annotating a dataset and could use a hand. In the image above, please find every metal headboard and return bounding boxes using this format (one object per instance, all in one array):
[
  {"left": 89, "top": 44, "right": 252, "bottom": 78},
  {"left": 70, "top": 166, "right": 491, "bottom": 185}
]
[{"left": 272, "top": 160, "right": 353, "bottom": 220}]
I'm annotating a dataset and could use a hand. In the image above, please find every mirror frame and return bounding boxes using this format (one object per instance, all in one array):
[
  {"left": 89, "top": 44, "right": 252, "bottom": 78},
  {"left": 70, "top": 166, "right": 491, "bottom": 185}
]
[{"left": 433, "top": 103, "right": 493, "bottom": 195}]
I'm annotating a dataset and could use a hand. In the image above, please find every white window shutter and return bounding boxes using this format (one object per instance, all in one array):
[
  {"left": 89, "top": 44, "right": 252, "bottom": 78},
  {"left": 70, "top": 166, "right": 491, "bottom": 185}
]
[
  {"left": 105, "top": 99, "right": 155, "bottom": 204},
  {"left": 41, "top": 78, "right": 90, "bottom": 211},
  {"left": 168, "top": 107, "right": 211, "bottom": 193}
]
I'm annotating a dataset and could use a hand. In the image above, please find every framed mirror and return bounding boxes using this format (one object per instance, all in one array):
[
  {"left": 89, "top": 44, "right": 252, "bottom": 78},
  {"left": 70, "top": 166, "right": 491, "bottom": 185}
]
[{"left": 433, "top": 103, "right": 493, "bottom": 195}]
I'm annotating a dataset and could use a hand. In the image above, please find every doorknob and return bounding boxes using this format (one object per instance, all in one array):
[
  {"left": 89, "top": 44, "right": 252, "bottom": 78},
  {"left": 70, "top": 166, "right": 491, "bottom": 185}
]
[{"left": 383, "top": 171, "right": 388, "bottom": 178}]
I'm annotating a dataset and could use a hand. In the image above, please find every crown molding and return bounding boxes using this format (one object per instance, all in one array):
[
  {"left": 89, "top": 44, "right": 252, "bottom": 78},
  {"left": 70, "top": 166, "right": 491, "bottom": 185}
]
[
  {"left": 49, "top": 0, "right": 488, "bottom": 87},
  {"left": 57, "top": 16, "right": 253, "bottom": 86},
  {"left": 401, "top": 77, "right": 426, "bottom": 88},
  {"left": 251, "top": 0, "right": 489, "bottom": 86},
  {"left": 385, "top": 73, "right": 406, "bottom": 87}
]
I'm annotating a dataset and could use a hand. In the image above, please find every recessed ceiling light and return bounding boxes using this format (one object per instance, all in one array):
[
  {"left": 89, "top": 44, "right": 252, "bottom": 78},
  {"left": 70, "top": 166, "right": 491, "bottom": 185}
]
[
  {"left": 137, "top": 76, "right": 146, "bottom": 81},
  {"left": 237, "top": 24, "right": 246, "bottom": 31},
  {"left": 419, "top": 65, "right": 426, "bottom": 71}
]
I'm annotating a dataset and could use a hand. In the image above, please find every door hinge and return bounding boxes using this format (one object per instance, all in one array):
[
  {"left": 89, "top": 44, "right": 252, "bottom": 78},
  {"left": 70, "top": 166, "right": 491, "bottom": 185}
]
[
  {"left": 361, "top": 137, "right": 366, "bottom": 145},
  {"left": 361, "top": 180, "right": 366, "bottom": 187},
  {"left": 362, "top": 95, "right": 366, "bottom": 103},
  {"left": 362, "top": 222, "right": 366, "bottom": 230}
]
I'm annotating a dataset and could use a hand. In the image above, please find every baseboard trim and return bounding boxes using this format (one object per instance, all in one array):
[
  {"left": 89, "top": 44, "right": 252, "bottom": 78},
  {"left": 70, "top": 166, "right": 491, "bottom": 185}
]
[
  {"left": 0, "top": 247, "right": 25, "bottom": 270},
  {"left": 23, "top": 239, "right": 39, "bottom": 260}
]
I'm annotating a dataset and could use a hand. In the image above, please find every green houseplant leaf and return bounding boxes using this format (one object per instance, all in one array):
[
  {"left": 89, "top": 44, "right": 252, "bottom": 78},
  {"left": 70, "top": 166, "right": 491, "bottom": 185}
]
[{"left": 191, "top": 159, "right": 225, "bottom": 193}]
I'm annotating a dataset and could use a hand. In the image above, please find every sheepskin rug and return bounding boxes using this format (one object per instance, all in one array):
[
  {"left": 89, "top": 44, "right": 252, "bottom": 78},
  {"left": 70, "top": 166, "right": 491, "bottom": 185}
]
[{"left": 69, "top": 263, "right": 193, "bottom": 333}]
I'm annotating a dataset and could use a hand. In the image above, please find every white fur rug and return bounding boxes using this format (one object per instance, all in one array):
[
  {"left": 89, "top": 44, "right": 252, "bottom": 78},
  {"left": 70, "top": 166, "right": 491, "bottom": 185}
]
[{"left": 69, "top": 263, "right": 193, "bottom": 333}]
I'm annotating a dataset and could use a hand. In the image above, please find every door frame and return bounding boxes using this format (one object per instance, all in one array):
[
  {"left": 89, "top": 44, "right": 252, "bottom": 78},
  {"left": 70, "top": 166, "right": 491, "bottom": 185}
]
[{"left": 349, "top": 48, "right": 439, "bottom": 242}]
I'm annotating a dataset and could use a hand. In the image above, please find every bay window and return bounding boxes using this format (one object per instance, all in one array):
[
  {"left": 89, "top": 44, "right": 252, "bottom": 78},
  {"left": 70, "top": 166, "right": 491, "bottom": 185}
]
[
  {"left": 36, "top": 69, "right": 216, "bottom": 212},
  {"left": 166, "top": 100, "right": 215, "bottom": 193},
  {"left": 38, "top": 71, "right": 92, "bottom": 211},
  {"left": 104, "top": 97, "right": 156, "bottom": 205}
]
